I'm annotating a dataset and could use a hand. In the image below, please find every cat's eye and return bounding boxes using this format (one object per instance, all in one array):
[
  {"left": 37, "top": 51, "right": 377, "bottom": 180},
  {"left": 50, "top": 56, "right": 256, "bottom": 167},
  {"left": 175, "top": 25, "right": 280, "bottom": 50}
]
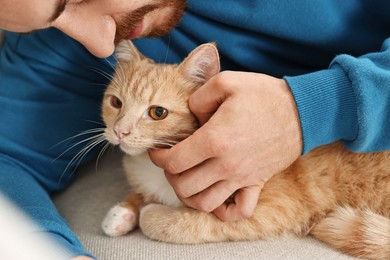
[
  {"left": 149, "top": 106, "right": 168, "bottom": 120},
  {"left": 110, "top": 96, "right": 122, "bottom": 109}
]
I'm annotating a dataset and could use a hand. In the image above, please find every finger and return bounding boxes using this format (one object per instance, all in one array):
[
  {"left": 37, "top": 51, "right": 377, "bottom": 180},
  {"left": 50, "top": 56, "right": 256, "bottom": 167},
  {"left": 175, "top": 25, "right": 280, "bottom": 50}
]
[
  {"left": 181, "top": 180, "right": 237, "bottom": 213},
  {"left": 189, "top": 75, "right": 229, "bottom": 125},
  {"left": 164, "top": 158, "right": 222, "bottom": 198},
  {"left": 213, "top": 184, "right": 263, "bottom": 222},
  {"left": 148, "top": 129, "right": 212, "bottom": 174}
]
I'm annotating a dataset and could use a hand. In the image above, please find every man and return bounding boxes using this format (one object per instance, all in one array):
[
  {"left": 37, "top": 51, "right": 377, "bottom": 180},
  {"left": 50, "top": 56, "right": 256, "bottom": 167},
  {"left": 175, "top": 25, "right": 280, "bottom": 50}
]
[
  {"left": 1, "top": 0, "right": 186, "bottom": 57},
  {"left": 0, "top": 0, "right": 187, "bottom": 259}
]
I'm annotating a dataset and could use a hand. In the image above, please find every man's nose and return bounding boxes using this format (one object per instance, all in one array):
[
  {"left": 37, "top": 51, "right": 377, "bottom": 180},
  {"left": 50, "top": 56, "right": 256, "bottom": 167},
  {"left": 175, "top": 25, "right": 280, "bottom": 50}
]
[{"left": 53, "top": 11, "right": 117, "bottom": 58}]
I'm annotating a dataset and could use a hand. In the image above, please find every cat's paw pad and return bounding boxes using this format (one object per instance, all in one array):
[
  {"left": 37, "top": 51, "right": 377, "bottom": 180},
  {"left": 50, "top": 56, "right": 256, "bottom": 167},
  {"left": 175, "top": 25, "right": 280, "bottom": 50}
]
[{"left": 101, "top": 204, "right": 138, "bottom": 237}]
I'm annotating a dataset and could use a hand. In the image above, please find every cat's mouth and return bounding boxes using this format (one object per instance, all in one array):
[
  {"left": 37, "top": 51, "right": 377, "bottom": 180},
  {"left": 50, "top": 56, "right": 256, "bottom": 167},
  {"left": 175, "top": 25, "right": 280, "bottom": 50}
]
[
  {"left": 118, "top": 139, "right": 175, "bottom": 156},
  {"left": 105, "top": 133, "right": 148, "bottom": 156},
  {"left": 119, "top": 142, "right": 147, "bottom": 156},
  {"left": 119, "top": 141, "right": 171, "bottom": 154}
]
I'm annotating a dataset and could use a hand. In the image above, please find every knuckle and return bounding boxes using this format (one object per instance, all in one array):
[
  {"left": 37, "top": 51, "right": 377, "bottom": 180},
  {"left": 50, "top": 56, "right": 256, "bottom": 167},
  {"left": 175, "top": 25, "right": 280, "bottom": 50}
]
[
  {"left": 217, "top": 161, "right": 241, "bottom": 182},
  {"left": 193, "top": 200, "right": 214, "bottom": 213},
  {"left": 215, "top": 211, "right": 229, "bottom": 221},
  {"left": 165, "top": 161, "right": 179, "bottom": 174},
  {"left": 167, "top": 175, "right": 191, "bottom": 199},
  {"left": 239, "top": 205, "right": 254, "bottom": 219},
  {"left": 225, "top": 161, "right": 240, "bottom": 177},
  {"left": 201, "top": 205, "right": 215, "bottom": 213},
  {"left": 235, "top": 172, "right": 250, "bottom": 186},
  {"left": 207, "top": 131, "right": 229, "bottom": 157},
  {"left": 212, "top": 71, "right": 231, "bottom": 90},
  {"left": 175, "top": 186, "right": 190, "bottom": 199}
]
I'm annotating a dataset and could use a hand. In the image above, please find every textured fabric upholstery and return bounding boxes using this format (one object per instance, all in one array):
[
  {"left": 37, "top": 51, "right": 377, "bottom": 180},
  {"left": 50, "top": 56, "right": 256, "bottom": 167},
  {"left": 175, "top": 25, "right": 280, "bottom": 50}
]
[{"left": 53, "top": 149, "right": 355, "bottom": 260}]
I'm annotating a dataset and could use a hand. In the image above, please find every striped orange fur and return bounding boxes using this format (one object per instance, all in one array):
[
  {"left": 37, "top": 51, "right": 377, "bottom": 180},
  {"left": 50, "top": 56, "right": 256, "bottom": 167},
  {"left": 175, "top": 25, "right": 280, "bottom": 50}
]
[{"left": 102, "top": 41, "right": 390, "bottom": 260}]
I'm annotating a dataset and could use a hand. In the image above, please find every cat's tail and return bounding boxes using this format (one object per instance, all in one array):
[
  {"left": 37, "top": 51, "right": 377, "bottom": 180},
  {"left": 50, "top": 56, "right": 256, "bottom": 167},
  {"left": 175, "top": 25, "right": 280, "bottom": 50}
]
[{"left": 310, "top": 206, "right": 390, "bottom": 260}]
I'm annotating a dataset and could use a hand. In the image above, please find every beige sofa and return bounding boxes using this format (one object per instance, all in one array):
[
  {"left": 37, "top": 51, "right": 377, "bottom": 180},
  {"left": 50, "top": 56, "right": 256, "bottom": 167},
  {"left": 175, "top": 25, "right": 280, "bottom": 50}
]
[
  {"left": 0, "top": 31, "right": 355, "bottom": 260},
  {"left": 53, "top": 148, "right": 356, "bottom": 260}
]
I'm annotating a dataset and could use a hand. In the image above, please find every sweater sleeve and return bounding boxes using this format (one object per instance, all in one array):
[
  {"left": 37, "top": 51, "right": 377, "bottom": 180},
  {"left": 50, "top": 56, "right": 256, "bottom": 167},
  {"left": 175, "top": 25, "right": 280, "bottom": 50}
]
[{"left": 285, "top": 37, "right": 390, "bottom": 154}]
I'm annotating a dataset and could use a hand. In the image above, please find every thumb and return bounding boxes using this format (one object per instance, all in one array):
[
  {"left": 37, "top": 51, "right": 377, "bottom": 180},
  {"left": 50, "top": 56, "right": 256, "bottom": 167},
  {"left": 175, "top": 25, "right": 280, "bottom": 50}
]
[
  {"left": 189, "top": 74, "right": 228, "bottom": 125},
  {"left": 213, "top": 184, "right": 263, "bottom": 222}
]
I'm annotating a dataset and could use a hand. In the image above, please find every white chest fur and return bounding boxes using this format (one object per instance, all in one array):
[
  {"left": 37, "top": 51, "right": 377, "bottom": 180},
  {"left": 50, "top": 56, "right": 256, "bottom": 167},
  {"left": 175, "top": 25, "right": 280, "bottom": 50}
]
[{"left": 122, "top": 153, "right": 182, "bottom": 207}]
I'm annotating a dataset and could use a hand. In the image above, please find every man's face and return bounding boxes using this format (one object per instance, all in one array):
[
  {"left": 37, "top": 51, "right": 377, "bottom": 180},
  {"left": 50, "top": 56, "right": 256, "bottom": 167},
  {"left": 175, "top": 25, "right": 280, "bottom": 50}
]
[{"left": 0, "top": 0, "right": 186, "bottom": 57}]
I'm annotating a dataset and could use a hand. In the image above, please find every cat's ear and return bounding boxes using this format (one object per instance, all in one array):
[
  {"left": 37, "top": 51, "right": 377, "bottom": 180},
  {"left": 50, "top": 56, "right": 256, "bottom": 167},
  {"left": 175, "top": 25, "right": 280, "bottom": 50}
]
[
  {"left": 115, "top": 40, "right": 145, "bottom": 63},
  {"left": 178, "top": 42, "right": 220, "bottom": 84}
]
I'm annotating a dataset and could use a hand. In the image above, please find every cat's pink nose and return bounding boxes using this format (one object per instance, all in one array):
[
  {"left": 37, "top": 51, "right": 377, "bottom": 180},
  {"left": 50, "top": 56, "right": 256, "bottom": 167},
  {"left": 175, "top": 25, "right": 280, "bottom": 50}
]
[{"left": 114, "top": 126, "right": 130, "bottom": 139}]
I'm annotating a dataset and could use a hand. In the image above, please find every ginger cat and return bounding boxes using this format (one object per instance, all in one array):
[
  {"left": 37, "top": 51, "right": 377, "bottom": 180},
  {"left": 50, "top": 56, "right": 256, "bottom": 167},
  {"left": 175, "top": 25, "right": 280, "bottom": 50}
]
[{"left": 101, "top": 40, "right": 390, "bottom": 260}]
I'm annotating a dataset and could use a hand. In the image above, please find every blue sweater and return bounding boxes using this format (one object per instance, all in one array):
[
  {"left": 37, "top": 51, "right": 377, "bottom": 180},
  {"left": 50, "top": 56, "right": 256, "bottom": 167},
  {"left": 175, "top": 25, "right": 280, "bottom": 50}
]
[
  {"left": 2, "top": 1, "right": 390, "bottom": 157},
  {"left": 134, "top": 0, "right": 390, "bottom": 154}
]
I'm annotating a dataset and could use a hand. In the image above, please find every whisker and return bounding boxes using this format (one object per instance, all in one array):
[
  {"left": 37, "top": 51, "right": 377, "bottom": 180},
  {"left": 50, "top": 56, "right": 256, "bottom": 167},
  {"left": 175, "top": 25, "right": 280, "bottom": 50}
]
[
  {"left": 163, "top": 36, "right": 172, "bottom": 64},
  {"left": 61, "top": 135, "right": 105, "bottom": 172},
  {"left": 151, "top": 139, "right": 181, "bottom": 148},
  {"left": 85, "top": 120, "right": 106, "bottom": 127},
  {"left": 52, "top": 132, "right": 105, "bottom": 162},
  {"left": 95, "top": 141, "right": 111, "bottom": 173},
  {"left": 90, "top": 82, "right": 111, "bottom": 87},
  {"left": 103, "top": 57, "right": 117, "bottom": 71},
  {"left": 106, "top": 78, "right": 122, "bottom": 93},
  {"left": 85, "top": 66, "right": 114, "bottom": 81},
  {"left": 114, "top": 62, "right": 127, "bottom": 87},
  {"left": 58, "top": 135, "right": 106, "bottom": 184},
  {"left": 51, "top": 128, "right": 105, "bottom": 150},
  {"left": 85, "top": 65, "right": 123, "bottom": 92}
]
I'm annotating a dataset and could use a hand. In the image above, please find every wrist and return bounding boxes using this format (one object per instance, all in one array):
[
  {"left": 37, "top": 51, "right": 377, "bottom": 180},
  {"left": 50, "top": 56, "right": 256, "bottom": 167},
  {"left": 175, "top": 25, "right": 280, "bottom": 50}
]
[
  {"left": 278, "top": 78, "right": 303, "bottom": 159},
  {"left": 284, "top": 66, "right": 358, "bottom": 154}
]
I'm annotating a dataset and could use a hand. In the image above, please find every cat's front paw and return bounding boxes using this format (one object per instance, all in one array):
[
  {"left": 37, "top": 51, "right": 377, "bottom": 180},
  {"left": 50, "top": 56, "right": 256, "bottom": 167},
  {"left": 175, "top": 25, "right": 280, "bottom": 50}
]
[
  {"left": 102, "top": 204, "right": 138, "bottom": 237},
  {"left": 140, "top": 203, "right": 200, "bottom": 244},
  {"left": 139, "top": 204, "right": 174, "bottom": 242}
]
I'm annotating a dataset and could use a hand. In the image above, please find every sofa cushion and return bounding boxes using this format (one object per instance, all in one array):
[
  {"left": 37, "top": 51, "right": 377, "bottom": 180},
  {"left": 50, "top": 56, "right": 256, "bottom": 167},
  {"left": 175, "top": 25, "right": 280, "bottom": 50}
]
[{"left": 53, "top": 148, "right": 355, "bottom": 260}]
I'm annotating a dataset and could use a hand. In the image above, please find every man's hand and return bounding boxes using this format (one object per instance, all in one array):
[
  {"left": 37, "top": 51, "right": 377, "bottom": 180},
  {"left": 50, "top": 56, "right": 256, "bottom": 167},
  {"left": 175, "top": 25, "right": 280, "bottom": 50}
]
[{"left": 149, "top": 71, "right": 302, "bottom": 221}]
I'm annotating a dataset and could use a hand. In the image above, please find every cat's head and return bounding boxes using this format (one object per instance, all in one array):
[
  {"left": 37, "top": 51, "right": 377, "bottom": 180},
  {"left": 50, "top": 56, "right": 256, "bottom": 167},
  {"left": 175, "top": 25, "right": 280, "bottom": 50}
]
[{"left": 102, "top": 40, "right": 220, "bottom": 156}]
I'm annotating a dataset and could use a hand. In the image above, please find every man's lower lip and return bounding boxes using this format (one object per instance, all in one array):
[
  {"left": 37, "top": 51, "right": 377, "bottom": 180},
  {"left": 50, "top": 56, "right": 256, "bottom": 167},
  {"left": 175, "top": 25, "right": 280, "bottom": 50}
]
[{"left": 128, "top": 21, "right": 144, "bottom": 39}]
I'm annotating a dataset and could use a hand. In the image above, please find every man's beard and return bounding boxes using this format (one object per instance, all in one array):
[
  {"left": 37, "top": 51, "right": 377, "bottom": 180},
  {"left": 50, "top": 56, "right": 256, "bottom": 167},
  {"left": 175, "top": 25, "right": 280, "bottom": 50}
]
[{"left": 114, "top": 0, "right": 187, "bottom": 44}]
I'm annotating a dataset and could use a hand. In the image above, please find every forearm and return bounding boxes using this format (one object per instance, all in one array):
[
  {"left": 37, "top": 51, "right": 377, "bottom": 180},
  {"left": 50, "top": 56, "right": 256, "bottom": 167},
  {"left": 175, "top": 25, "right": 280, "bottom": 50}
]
[{"left": 285, "top": 38, "right": 390, "bottom": 154}]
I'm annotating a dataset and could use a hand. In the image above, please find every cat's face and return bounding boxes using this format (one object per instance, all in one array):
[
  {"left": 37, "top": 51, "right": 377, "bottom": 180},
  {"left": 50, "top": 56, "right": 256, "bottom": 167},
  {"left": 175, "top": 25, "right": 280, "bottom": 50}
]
[{"left": 102, "top": 41, "right": 220, "bottom": 156}]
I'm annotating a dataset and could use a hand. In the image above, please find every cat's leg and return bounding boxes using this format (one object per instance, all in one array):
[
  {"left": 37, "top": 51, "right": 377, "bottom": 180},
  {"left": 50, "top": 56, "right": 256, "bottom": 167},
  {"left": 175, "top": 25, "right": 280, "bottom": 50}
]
[
  {"left": 102, "top": 193, "right": 144, "bottom": 237},
  {"left": 139, "top": 204, "right": 299, "bottom": 244},
  {"left": 139, "top": 188, "right": 318, "bottom": 244},
  {"left": 139, "top": 203, "right": 220, "bottom": 243}
]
